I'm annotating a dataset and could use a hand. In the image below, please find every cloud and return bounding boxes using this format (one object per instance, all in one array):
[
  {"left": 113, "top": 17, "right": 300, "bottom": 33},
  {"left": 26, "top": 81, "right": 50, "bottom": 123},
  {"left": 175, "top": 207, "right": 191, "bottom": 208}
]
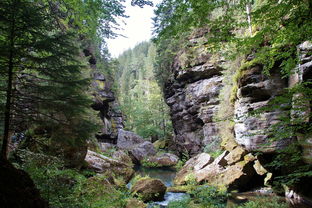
[{"left": 106, "top": 0, "right": 157, "bottom": 58}]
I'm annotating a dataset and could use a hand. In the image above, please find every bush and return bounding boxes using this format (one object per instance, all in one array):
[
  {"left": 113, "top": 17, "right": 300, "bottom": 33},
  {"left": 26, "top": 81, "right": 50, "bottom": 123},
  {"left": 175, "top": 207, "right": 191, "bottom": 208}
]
[
  {"left": 188, "top": 185, "right": 228, "bottom": 208},
  {"left": 141, "top": 158, "right": 160, "bottom": 168},
  {"left": 15, "top": 149, "right": 87, "bottom": 208},
  {"left": 14, "top": 149, "right": 131, "bottom": 208},
  {"left": 235, "top": 196, "right": 288, "bottom": 208},
  {"left": 167, "top": 198, "right": 191, "bottom": 208}
]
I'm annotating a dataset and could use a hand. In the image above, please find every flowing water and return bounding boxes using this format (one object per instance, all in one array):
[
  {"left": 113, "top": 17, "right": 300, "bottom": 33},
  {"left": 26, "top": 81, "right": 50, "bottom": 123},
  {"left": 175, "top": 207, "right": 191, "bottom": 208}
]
[
  {"left": 129, "top": 166, "right": 189, "bottom": 208},
  {"left": 130, "top": 166, "right": 312, "bottom": 208}
]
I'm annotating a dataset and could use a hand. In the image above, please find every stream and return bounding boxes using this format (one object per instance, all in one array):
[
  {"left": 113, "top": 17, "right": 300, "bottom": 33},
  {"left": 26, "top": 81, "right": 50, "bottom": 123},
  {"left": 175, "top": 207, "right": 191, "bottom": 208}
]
[
  {"left": 129, "top": 166, "right": 189, "bottom": 208},
  {"left": 129, "top": 166, "right": 312, "bottom": 208}
]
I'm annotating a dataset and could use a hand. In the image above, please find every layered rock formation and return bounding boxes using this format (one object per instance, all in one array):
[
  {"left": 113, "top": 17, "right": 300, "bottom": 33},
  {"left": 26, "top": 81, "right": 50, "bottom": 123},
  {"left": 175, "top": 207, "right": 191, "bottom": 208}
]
[
  {"left": 165, "top": 33, "right": 312, "bottom": 152},
  {"left": 91, "top": 71, "right": 124, "bottom": 144},
  {"left": 165, "top": 32, "right": 312, "bottom": 192},
  {"left": 164, "top": 33, "right": 224, "bottom": 155}
]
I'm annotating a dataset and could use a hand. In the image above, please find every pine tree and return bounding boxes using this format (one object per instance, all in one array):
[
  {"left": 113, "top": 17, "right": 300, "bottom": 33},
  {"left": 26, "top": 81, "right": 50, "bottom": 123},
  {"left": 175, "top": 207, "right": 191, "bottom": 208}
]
[{"left": 0, "top": 0, "right": 96, "bottom": 160}]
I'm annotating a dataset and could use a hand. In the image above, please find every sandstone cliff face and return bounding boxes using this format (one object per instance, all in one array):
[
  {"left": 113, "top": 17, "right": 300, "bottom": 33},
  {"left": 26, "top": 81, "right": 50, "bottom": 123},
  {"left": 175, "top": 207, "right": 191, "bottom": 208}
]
[
  {"left": 91, "top": 72, "right": 124, "bottom": 144},
  {"left": 167, "top": 38, "right": 312, "bottom": 194},
  {"left": 83, "top": 45, "right": 124, "bottom": 146},
  {"left": 164, "top": 34, "right": 224, "bottom": 155},
  {"left": 234, "top": 64, "right": 289, "bottom": 151},
  {"left": 165, "top": 35, "right": 312, "bottom": 157}
]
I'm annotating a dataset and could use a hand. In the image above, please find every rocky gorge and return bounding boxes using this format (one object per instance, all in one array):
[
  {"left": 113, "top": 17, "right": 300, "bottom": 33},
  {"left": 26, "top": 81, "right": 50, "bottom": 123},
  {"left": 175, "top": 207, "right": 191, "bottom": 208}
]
[
  {"left": 163, "top": 30, "right": 312, "bottom": 204},
  {"left": 1, "top": 1, "right": 312, "bottom": 208}
]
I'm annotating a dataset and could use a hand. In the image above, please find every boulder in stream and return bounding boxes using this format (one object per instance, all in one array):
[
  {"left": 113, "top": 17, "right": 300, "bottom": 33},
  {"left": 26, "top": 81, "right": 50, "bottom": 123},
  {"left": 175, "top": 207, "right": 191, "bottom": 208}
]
[
  {"left": 146, "top": 153, "right": 179, "bottom": 167},
  {"left": 131, "top": 178, "right": 167, "bottom": 202}
]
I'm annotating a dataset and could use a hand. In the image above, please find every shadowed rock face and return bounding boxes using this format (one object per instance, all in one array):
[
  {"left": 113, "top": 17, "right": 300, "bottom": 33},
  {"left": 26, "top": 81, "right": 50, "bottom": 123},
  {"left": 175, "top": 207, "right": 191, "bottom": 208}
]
[
  {"left": 0, "top": 160, "right": 48, "bottom": 208},
  {"left": 164, "top": 35, "right": 224, "bottom": 156},
  {"left": 295, "top": 41, "right": 312, "bottom": 164},
  {"left": 83, "top": 45, "right": 124, "bottom": 146},
  {"left": 92, "top": 72, "right": 124, "bottom": 145}
]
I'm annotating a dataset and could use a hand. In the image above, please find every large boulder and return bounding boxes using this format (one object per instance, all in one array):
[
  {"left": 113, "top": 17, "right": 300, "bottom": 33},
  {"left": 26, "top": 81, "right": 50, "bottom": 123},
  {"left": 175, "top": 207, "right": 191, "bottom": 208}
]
[
  {"left": 116, "top": 130, "right": 156, "bottom": 162},
  {"left": 85, "top": 150, "right": 134, "bottom": 182},
  {"left": 195, "top": 153, "right": 257, "bottom": 190},
  {"left": 131, "top": 178, "right": 167, "bottom": 202},
  {"left": 112, "top": 150, "right": 133, "bottom": 165},
  {"left": 174, "top": 153, "right": 213, "bottom": 185},
  {"left": 117, "top": 129, "right": 145, "bottom": 150},
  {"left": 129, "top": 141, "right": 156, "bottom": 162},
  {"left": 146, "top": 153, "right": 179, "bottom": 167}
]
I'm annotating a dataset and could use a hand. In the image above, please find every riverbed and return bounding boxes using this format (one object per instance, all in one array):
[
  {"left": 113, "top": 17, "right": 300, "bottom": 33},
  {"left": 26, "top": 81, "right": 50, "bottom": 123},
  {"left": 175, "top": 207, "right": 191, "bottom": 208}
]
[{"left": 130, "top": 166, "right": 312, "bottom": 208}]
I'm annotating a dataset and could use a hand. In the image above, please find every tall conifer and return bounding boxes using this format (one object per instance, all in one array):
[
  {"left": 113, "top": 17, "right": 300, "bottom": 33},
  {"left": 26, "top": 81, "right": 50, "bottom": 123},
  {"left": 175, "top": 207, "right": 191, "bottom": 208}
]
[{"left": 0, "top": 0, "right": 96, "bottom": 160}]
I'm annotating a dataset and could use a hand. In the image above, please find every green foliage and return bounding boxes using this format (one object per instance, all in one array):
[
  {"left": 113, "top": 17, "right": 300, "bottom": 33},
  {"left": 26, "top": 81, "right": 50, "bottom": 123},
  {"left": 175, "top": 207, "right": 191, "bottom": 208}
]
[
  {"left": 15, "top": 149, "right": 86, "bottom": 208},
  {"left": 52, "top": 0, "right": 128, "bottom": 41},
  {"left": 174, "top": 159, "right": 185, "bottom": 170},
  {"left": 167, "top": 198, "right": 191, "bottom": 208},
  {"left": 141, "top": 158, "right": 161, "bottom": 168},
  {"left": 188, "top": 186, "right": 229, "bottom": 208},
  {"left": 235, "top": 196, "right": 288, "bottom": 208},
  {"left": 116, "top": 41, "right": 173, "bottom": 139},
  {"left": 0, "top": 0, "right": 98, "bottom": 151},
  {"left": 174, "top": 150, "right": 190, "bottom": 170},
  {"left": 82, "top": 175, "right": 130, "bottom": 208},
  {"left": 184, "top": 173, "right": 197, "bottom": 186},
  {"left": 263, "top": 142, "right": 312, "bottom": 193},
  {"left": 14, "top": 148, "right": 132, "bottom": 208},
  {"left": 153, "top": 0, "right": 312, "bottom": 83}
]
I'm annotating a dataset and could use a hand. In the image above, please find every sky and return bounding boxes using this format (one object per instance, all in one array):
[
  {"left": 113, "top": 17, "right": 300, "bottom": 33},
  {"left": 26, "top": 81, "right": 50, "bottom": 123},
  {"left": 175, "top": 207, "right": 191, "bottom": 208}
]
[{"left": 106, "top": 0, "right": 158, "bottom": 58}]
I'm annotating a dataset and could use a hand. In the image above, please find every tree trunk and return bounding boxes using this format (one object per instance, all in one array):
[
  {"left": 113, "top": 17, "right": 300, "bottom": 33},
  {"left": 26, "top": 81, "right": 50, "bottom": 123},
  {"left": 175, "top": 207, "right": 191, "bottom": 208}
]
[
  {"left": 246, "top": 1, "right": 252, "bottom": 36},
  {"left": 1, "top": 4, "right": 15, "bottom": 161}
]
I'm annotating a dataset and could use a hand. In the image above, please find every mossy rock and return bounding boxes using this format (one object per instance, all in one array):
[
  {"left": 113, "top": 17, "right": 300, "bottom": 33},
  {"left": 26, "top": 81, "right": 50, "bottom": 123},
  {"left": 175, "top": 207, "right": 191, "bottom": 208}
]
[
  {"left": 131, "top": 178, "right": 167, "bottom": 202},
  {"left": 153, "top": 139, "right": 168, "bottom": 149},
  {"left": 126, "top": 198, "right": 147, "bottom": 208}
]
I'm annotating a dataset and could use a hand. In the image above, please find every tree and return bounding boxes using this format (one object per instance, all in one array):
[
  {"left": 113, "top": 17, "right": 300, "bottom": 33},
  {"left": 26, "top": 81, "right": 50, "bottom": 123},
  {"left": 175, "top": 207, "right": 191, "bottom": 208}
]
[
  {"left": 116, "top": 42, "right": 173, "bottom": 139},
  {"left": 0, "top": 0, "right": 96, "bottom": 160}
]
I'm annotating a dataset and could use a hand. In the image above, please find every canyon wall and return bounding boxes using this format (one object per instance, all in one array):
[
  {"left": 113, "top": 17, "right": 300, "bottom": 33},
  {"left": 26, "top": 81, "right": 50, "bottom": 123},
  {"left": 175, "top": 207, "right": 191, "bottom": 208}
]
[{"left": 165, "top": 34, "right": 312, "bottom": 160}]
